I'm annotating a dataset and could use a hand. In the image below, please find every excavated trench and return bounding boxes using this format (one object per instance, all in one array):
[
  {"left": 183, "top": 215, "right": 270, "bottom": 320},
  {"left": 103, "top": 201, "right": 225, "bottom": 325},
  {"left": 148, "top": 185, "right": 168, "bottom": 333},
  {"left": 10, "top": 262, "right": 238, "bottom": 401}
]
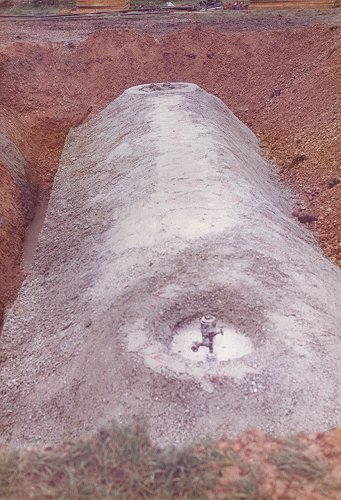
[{"left": 0, "top": 23, "right": 340, "bottom": 446}]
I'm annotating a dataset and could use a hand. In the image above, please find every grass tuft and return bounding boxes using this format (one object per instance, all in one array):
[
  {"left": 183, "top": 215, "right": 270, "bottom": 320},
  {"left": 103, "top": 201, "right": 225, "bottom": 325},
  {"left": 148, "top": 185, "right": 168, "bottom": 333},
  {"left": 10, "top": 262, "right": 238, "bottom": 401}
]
[
  {"left": 270, "top": 438, "right": 331, "bottom": 481},
  {"left": 231, "top": 464, "right": 262, "bottom": 500},
  {"left": 0, "top": 424, "right": 339, "bottom": 499},
  {"left": 0, "top": 421, "right": 224, "bottom": 499}
]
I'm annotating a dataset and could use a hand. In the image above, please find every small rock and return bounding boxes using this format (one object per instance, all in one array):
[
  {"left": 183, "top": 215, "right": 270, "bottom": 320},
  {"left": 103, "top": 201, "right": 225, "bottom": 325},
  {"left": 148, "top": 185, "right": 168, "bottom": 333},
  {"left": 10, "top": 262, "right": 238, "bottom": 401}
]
[
  {"left": 328, "top": 177, "right": 340, "bottom": 189},
  {"left": 297, "top": 213, "right": 318, "bottom": 224}
]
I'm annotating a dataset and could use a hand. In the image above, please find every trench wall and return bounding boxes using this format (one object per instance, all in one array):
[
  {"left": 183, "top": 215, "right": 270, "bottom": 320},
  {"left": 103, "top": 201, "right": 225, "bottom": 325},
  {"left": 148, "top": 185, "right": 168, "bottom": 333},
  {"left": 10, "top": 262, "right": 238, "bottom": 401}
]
[{"left": 0, "top": 130, "right": 34, "bottom": 327}]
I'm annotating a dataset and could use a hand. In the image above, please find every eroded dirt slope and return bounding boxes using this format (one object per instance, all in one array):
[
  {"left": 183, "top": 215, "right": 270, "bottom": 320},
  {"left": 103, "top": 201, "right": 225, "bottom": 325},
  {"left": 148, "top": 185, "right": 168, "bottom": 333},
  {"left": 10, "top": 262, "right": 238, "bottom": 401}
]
[{"left": 0, "top": 130, "right": 34, "bottom": 328}]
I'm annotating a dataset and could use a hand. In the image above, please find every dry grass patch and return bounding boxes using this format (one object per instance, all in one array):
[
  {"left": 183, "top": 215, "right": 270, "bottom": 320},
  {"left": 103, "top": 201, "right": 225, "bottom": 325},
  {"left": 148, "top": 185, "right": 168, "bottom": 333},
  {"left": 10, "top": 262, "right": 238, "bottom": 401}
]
[
  {"left": 0, "top": 421, "right": 224, "bottom": 499},
  {"left": 0, "top": 422, "right": 339, "bottom": 499},
  {"left": 270, "top": 438, "right": 331, "bottom": 481}
]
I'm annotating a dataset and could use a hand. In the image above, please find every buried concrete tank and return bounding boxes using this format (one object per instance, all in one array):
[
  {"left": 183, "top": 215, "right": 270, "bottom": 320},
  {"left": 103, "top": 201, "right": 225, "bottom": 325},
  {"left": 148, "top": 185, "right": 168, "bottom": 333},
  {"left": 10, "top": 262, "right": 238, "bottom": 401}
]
[{"left": 1, "top": 83, "right": 340, "bottom": 446}]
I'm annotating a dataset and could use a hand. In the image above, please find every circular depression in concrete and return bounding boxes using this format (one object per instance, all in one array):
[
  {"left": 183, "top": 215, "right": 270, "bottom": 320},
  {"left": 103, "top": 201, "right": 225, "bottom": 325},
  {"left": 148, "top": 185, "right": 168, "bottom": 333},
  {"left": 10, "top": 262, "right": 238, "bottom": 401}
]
[
  {"left": 123, "top": 283, "right": 266, "bottom": 381},
  {"left": 125, "top": 298, "right": 261, "bottom": 381},
  {"left": 126, "top": 323, "right": 256, "bottom": 379},
  {"left": 130, "top": 82, "right": 199, "bottom": 94}
]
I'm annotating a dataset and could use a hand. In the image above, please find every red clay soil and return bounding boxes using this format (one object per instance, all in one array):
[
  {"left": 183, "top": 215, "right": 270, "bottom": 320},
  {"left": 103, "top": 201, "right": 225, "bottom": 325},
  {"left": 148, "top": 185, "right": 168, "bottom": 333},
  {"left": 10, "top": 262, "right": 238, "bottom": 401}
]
[
  {"left": 214, "top": 427, "right": 341, "bottom": 499},
  {"left": 0, "top": 161, "right": 25, "bottom": 327},
  {"left": 0, "top": 22, "right": 340, "bottom": 326}
]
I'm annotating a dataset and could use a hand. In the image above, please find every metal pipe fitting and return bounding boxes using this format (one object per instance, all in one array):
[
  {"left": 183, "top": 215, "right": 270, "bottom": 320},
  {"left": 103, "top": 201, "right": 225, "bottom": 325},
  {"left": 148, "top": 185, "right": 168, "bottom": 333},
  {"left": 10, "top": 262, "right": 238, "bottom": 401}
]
[{"left": 191, "top": 314, "right": 223, "bottom": 357}]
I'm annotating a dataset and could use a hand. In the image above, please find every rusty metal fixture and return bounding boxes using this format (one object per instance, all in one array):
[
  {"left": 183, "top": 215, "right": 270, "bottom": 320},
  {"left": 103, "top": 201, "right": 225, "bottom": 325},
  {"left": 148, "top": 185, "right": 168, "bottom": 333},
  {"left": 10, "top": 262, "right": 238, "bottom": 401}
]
[
  {"left": 191, "top": 314, "right": 223, "bottom": 358},
  {"left": 198, "top": 0, "right": 224, "bottom": 10},
  {"left": 148, "top": 83, "right": 175, "bottom": 91},
  {"left": 140, "top": 83, "right": 183, "bottom": 93}
]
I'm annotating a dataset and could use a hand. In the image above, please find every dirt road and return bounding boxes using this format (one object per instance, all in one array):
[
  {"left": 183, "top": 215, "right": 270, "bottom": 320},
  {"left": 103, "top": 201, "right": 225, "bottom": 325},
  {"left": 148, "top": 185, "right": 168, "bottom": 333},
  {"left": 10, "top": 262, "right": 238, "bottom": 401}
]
[{"left": 0, "top": 9, "right": 340, "bottom": 43}]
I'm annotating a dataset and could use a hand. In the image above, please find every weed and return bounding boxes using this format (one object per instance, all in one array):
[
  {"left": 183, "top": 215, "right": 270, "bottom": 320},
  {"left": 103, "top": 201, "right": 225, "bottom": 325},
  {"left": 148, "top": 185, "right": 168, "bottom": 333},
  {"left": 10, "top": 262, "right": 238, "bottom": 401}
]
[
  {"left": 0, "top": 421, "right": 223, "bottom": 499},
  {"left": 231, "top": 462, "right": 262, "bottom": 500},
  {"left": 0, "top": 424, "right": 339, "bottom": 499},
  {"left": 270, "top": 438, "right": 330, "bottom": 481}
]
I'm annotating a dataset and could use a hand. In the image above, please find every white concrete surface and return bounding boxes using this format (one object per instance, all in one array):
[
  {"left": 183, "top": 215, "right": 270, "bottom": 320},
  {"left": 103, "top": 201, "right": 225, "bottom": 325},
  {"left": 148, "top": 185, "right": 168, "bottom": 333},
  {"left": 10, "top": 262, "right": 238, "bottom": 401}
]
[{"left": 1, "top": 83, "right": 340, "bottom": 447}]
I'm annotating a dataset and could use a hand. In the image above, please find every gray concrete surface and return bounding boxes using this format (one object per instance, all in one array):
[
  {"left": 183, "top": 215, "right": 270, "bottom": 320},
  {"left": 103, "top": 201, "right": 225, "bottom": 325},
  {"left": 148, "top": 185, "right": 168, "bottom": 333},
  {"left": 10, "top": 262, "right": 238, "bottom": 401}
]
[{"left": 1, "top": 83, "right": 340, "bottom": 447}]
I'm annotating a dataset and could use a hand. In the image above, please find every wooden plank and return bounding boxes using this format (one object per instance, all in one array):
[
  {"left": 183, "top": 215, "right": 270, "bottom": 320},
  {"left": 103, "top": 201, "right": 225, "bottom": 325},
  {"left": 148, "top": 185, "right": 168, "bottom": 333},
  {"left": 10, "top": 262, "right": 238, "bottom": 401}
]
[
  {"left": 76, "top": 0, "right": 129, "bottom": 10},
  {"left": 76, "top": 1, "right": 129, "bottom": 5},
  {"left": 250, "top": 0, "right": 337, "bottom": 8},
  {"left": 250, "top": 0, "right": 336, "bottom": 3}
]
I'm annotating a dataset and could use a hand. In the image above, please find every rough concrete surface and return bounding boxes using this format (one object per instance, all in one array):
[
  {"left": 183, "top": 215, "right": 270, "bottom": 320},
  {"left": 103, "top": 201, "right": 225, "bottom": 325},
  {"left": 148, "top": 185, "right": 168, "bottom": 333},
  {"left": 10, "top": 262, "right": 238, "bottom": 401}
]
[{"left": 1, "top": 83, "right": 340, "bottom": 447}]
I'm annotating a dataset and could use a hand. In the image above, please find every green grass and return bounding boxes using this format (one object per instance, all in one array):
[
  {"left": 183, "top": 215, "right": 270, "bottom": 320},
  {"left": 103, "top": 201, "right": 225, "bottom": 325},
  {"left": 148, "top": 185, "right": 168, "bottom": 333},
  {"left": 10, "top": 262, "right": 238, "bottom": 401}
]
[
  {"left": 0, "top": 421, "right": 226, "bottom": 499},
  {"left": 269, "top": 438, "right": 331, "bottom": 481},
  {"left": 1, "top": 421, "right": 338, "bottom": 499},
  {"left": 231, "top": 465, "right": 262, "bottom": 500},
  {"left": 0, "top": 0, "right": 71, "bottom": 16},
  {"left": 269, "top": 438, "right": 341, "bottom": 499}
]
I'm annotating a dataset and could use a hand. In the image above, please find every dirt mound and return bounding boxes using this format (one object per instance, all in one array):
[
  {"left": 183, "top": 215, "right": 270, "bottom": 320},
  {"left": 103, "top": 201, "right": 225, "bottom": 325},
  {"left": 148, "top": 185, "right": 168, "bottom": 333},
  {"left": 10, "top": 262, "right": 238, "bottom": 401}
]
[
  {"left": 1, "top": 84, "right": 340, "bottom": 447},
  {"left": 0, "top": 23, "right": 339, "bottom": 240}
]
